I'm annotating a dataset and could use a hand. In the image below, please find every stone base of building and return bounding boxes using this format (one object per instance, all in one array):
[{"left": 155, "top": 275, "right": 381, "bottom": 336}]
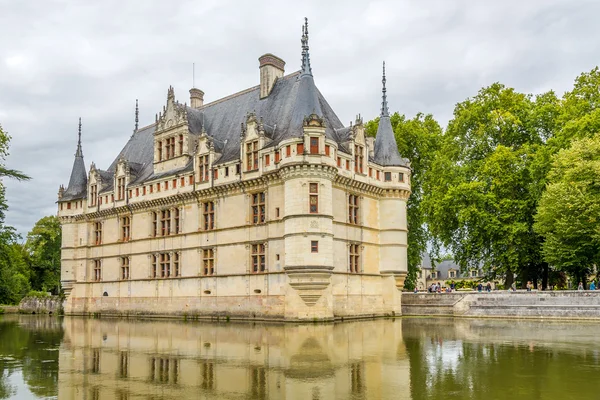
[{"left": 62, "top": 272, "right": 406, "bottom": 321}]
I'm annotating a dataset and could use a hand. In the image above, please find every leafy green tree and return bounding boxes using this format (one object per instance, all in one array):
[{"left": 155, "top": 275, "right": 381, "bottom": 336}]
[
  {"left": 0, "top": 124, "right": 29, "bottom": 181},
  {"left": 25, "top": 216, "right": 61, "bottom": 294},
  {"left": 534, "top": 135, "right": 600, "bottom": 284},
  {"left": 366, "top": 112, "right": 443, "bottom": 290},
  {"left": 423, "top": 83, "right": 549, "bottom": 287}
]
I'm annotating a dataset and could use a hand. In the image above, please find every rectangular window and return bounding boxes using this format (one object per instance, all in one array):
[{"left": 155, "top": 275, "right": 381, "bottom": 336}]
[
  {"left": 325, "top": 145, "right": 330, "bottom": 156},
  {"left": 136, "top": 187, "right": 139, "bottom": 197},
  {"left": 213, "top": 169, "right": 218, "bottom": 180},
  {"left": 90, "top": 184, "right": 98, "bottom": 206},
  {"left": 203, "top": 248, "right": 214, "bottom": 276},
  {"left": 199, "top": 155, "right": 209, "bottom": 182},
  {"left": 149, "top": 185, "right": 153, "bottom": 194},
  {"left": 251, "top": 243, "right": 266, "bottom": 273},
  {"left": 203, "top": 201, "right": 215, "bottom": 230},
  {"left": 128, "top": 189, "right": 132, "bottom": 198},
  {"left": 121, "top": 216, "right": 130, "bottom": 241},
  {"left": 369, "top": 167, "right": 373, "bottom": 177},
  {"left": 275, "top": 207, "right": 280, "bottom": 218},
  {"left": 158, "top": 140, "right": 163, "bottom": 160},
  {"left": 449, "top": 271, "right": 455, "bottom": 278},
  {"left": 225, "top": 166, "right": 229, "bottom": 177},
  {"left": 348, "top": 194, "right": 359, "bottom": 225},
  {"left": 310, "top": 137, "right": 319, "bottom": 154},
  {"left": 117, "top": 177, "right": 126, "bottom": 200},
  {"left": 181, "top": 177, "right": 185, "bottom": 187},
  {"left": 399, "top": 172, "right": 404, "bottom": 182},
  {"left": 337, "top": 157, "right": 341, "bottom": 167},
  {"left": 152, "top": 212, "right": 158, "bottom": 237},
  {"left": 160, "top": 253, "right": 171, "bottom": 278},
  {"left": 121, "top": 257, "right": 130, "bottom": 280},
  {"left": 354, "top": 145, "right": 364, "bottom": 174},
  {"left": 349, "top": 244, "right": 360, "bottom": 273},
  {"left": 165, "top": 180, "right": 168, "bottom": 190},
  {"left": 152, "top": 254, "right": 158, "bottom": 278},
  {"left": 236, "top": 164, "right": 241, "bottom": 174},
  {"left": 376, "top": 170, "right": 380, "bottom": 180},
  {"left": 309, "top": 183, "right": 318, "bottom": 214},
  {"left": 111, "top": 194, "right": 114, "bottom": 202},
  {"left": 251, "top": 192, "right": 266, "bottom": 224},
  {"left": 265, "top": 154, "right": 270, "bottom": 166},
  {"left": 173, "top": 252, "right": 180, "bottom": 277},
  {"left": 94, "top": 222, "right": 102, "bottom": 245},
  {"left": 165, "top": 137, "right": 175, "bottom": 159},
  {"left": 172, "top": 179, "right": 177, "bottom": 188},
  {"left": 189, "top": 175, "right": 193, "bottom": 185},
  {"left": 297, "top": 143, "right": 304, "bottom": 154},
  {"left": 246, "top": 141, "right": 259, "bottom": 171},
  {"left": 156, "top": 183, "right": 160, "bottom": 192},
  {"left": 93, "top": 260, "right": 102, "bottom": 281},
  {"left": 384, "top": 172, "right": 392, "bottom": 182},
  {"left": 311, "top": 241, "right": 318, "bottom": 253},
  {"left": 275, "top": 152, "right": 280, "bottom": 163},
  {"left": 178, "top": 134, "right": 184, "bottom": 155},
  {"left": 161, "top": 209, "right": 171, "bottom": 236},
  {"left": 346, "top": 160, "right": 350, "bottom": 170},
  {"left": 174, "top": 208, "right": 180, "bottom": 234},
  {"left": 286, "top": 145, "right": 291, "bottom": 157}
]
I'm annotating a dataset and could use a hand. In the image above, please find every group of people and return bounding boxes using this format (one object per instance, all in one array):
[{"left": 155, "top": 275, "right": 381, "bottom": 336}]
[
  {"left": 578, "top": 281, "right": 597, "bottom": 290},
  {"left": 423, "top": 282, "right": 453, "bottom": 293}
]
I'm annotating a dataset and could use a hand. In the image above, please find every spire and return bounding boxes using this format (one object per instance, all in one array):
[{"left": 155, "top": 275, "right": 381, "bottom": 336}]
[
  {"left": 374, "top": 63, "right": 407, "bottom": 167},
  {"left": 300, "top": 17, "right": 312, "bottom": 77},
  {"left": 381, "top": 61, "right": 389, "bottom": 117},
  {"left": 63, "top": 118, "right": 88, "bottom": 200},
  {"left": 134, "top": 99, "right": 139, "bottom": 131},
  {"left": 75, "top": 117, "right": 83, "bottom": 157}
]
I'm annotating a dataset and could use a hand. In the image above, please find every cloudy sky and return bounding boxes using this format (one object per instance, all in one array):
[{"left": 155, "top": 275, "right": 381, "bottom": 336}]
[{"left": 1, "top": 0, "right": 599, "bottom": 235}]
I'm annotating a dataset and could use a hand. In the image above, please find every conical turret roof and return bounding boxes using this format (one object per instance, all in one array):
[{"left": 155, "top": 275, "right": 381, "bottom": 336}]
[{"left": 61, "top": 118, "right": 87, "bottom": 200}]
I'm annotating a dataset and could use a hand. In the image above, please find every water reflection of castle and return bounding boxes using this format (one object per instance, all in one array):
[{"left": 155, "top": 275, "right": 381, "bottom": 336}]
[{"left": 58, "top": 318, "right": 411, "bottom": 399}]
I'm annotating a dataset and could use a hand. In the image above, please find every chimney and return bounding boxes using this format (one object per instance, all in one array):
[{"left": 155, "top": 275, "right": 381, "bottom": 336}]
[
  {"left": 189, "top": 88, "right": 204, "bottom": 109},
  {"left": 366, "top": 136, "right": 375, "bottom": 158},
  {"left": 259, "top": 53, "right": 285, "bottom": 99}
]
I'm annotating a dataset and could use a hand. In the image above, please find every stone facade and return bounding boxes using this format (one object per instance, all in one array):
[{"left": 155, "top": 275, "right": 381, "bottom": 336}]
[{"left": 57, "top": 20, "right": 411, "bottom": 321}]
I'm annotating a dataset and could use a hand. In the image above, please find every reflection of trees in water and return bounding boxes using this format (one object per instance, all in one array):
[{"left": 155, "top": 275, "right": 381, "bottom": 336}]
[
  {"left": 0, "top": 316, "right": 63, "bottom": 399},
  {"left": 403, "top": 318, "right": 599, "bottom": 400}
]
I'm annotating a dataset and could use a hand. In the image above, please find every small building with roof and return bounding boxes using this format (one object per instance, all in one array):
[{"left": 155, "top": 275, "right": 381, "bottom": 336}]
[{"left": 57, "top": 19, "right": 411, "bottom": 320}]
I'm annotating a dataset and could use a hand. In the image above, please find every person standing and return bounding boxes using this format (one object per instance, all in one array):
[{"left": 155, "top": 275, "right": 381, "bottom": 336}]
[
  {"left": 526, "top": 281, "right": 532, "bottom": 292},
  {"left": 578, "top": 281, "right": 584, "bottom": 291},
  {"left": 486, "top": 282, "right": 492, "bottom": 292},
  {"left": 590, "top": 281, "right": 596, "bottom": 291},
  {"left": 477, "top": 283, "right": 483, "bottom": 292}
]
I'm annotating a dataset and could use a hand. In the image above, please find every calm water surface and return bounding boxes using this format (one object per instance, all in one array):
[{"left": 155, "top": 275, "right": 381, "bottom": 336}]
[{"left": 0, "top": 315, "right": 598, "bottom": 399}]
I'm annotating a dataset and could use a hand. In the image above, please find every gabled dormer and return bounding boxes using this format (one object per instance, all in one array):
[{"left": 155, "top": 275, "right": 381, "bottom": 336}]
[
  {"left": 195, "top": 128, "right": 218, "bottom": 184},
  {"left": 88, "top": 162, "right": 100, "bottom": 207},
  {"left": 302, "top": 113, "right": 326, "bottom": 155},
  {"left": 154, "top": 86, "right": 192, "bottom": 173},
  {"left": 241, "top": 112, "right": 266, "bottom": 173},
  {"left": 114, "top": 156, "right": 129, "bottom": 204}
]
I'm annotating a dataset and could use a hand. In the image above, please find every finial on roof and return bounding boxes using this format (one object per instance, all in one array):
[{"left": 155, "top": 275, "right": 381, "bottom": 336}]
[
  {"left": 381, "top": 61, "right": 389, "bottom": 117},
  {"left": 300, "top": 17, "right": 312, "bottom": 77},
  {"left": 75, "top": 117, "right": 83, "bottom": 157},
  {"left": 134, "top": 99, "right": 139, "bottom": 131}
]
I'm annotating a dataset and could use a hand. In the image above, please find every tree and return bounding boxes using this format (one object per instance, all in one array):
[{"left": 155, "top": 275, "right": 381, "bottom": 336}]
[
  {"left": 534, "top": 135, "right": 600, "bottom": 284},
  {"left": 0, "top": 124, "right": 29, "bottom": 181},
  {"left": 423, "top": 83, "right": 550, "bottom": 287},
  {"left": 25, "top": 216, "right": 61, "bottom": 294},
  {"left": 366, "top": 112, "right": 443, "bottom": 290}
]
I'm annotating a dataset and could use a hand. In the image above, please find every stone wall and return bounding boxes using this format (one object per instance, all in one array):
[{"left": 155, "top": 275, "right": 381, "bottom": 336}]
[
  {"left": 18, "top": 296, "right": 63, "bottom": 315},
  {"left": 402, "top": 291, "right": 600, "bottom": 320}
]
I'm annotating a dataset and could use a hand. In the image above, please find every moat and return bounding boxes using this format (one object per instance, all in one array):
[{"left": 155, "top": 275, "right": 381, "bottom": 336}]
[{"left": 0, "top": 315, "right": 598, "bottom": 399}]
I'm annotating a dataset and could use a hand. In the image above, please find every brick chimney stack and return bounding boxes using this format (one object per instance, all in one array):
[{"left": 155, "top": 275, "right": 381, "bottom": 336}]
[{"left": 259, "top": 53, "right": 285, "bottom": 99}]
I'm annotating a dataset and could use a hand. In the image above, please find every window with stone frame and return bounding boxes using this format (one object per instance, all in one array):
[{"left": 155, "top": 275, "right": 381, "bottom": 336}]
[
  {"left": 251, "top": 243, "right": 266, "bottom": 273},
  {"left": 152, "top": 212, "right": 158, "bottom": 237},
  {"left": 311, "top": 241, "right": 319, "bottom": 253},
  {"left": 94, "top": 222, "right": 102, "bottom": 245},
  {"left": 117, "top": 177, "right": 126, "bottom": 200},
  {"left": 165, "top": 137, "right": 176, "bottom": 159},
  {"left": 246, "top": 140, "right": 259, "bottom": 171},
  {"left": 160, "top": 209, "right": 171, "bottom": 236},
  {"left": 90, "top": 184, "right": 97, "bottom": 206},
  {"left": 174, "top": 208, "right": 180, "bottom": 234},
  {"left": 199, "top": 155, "right": 209, "bottom": 182},
  {"left": 399, "top": 172, "right": 405, "bottom": 182},
  {"left": 160, "top": 253, "right": 171, "bottom": 278},
  {"left": 202, "top": 248, "right": 215, "bottom": 276},
  {"left": 251, "top": 192, "right": 266, "bottom": 224},
  {"left": 325, "top": 144, "right": 330, "bottom": 156},
  {"left": 178, "top": 134, "right": 184, "bottom": 155},
  {"left": 384, "top": 172, "right": 392, "bottom": 182},
  {"left": 173, "top": 252, "right": 180, "bottom": 277},
  {"left": 121, "top": 257, "right": 130, "bottom": 280},
  {"left": 158, "top": 140, "right": 163, "bottom": 160},
  {"left": 93, "top": 259, "right": 102, "bottom": 281},
  {"left": 349, "top": 244, "right": 360, "bottom": 273},
  {"left": 309, "top": 183, "right": 318, "bottom": 213},
  {"left": 203, "top": 201, "right": 215, "bottom": 230},
  {"left": 449, "top": 270, "right": 456, "bottom": 278},
  {"left": 297, "top": 143, "right": 304, "bottom": 154},
  {"left": 121, "top": 216, "right": 131, "bottom": 241},
  {"left": 151, "top": 254, "right": 158, "bottom": 278},
  {"left": 348, "top": 194, "right": 360, "bottom": 225},
  {"left": 354, "top": 145, "right": 364, "bottom": 174}
]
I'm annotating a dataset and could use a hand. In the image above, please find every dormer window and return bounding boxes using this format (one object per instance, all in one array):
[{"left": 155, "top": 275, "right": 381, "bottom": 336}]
[
  {"left": 165, "top": 137, "right": 176, "bottom": 160},
  {"left": 310, "top": 137, "right": 319, "bottom": 154},
  {"left": 246, "top": 141, "right": 258, "bottom": 171},
  {"left": 90, "top": 184, "right": 97, "bottom": 206},
  {"left": 117, "top": 177, "right": 126, "bottom": 200},
  {"left": 158, "top": 141, "right": 163, "bottom": 160},
  {"left": 199, "top": 155, "right": 209, "bottom": 182},
  {"left": 354, "top": 145, "right": 364, "bottom": 174}
]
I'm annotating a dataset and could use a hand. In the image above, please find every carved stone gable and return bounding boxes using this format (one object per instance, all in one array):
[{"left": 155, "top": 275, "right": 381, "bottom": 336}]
[
  {"left": 156, "top": 86, "right": 188, "bottom": 133},
  {"left": 303, "top": 113, "right": 325, "bottom": 128}
]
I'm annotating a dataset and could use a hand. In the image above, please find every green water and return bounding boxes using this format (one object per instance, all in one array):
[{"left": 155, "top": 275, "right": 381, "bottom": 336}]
[{"left": 0, "top": 315, "right": 598, "bottom": 399}]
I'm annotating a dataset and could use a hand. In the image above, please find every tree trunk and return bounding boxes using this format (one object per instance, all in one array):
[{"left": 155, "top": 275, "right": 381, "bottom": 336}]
[
  {"left": 541, "top": 263, "right": 549, "bottom": 291},
  {"left": 504, "top": 270, "right": 514, "bottom": 289}
]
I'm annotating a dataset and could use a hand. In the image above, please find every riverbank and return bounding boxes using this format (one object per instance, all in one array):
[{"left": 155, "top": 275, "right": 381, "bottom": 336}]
[{"left": 402, "top": 290, "right": 600, "bottom": 320}]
